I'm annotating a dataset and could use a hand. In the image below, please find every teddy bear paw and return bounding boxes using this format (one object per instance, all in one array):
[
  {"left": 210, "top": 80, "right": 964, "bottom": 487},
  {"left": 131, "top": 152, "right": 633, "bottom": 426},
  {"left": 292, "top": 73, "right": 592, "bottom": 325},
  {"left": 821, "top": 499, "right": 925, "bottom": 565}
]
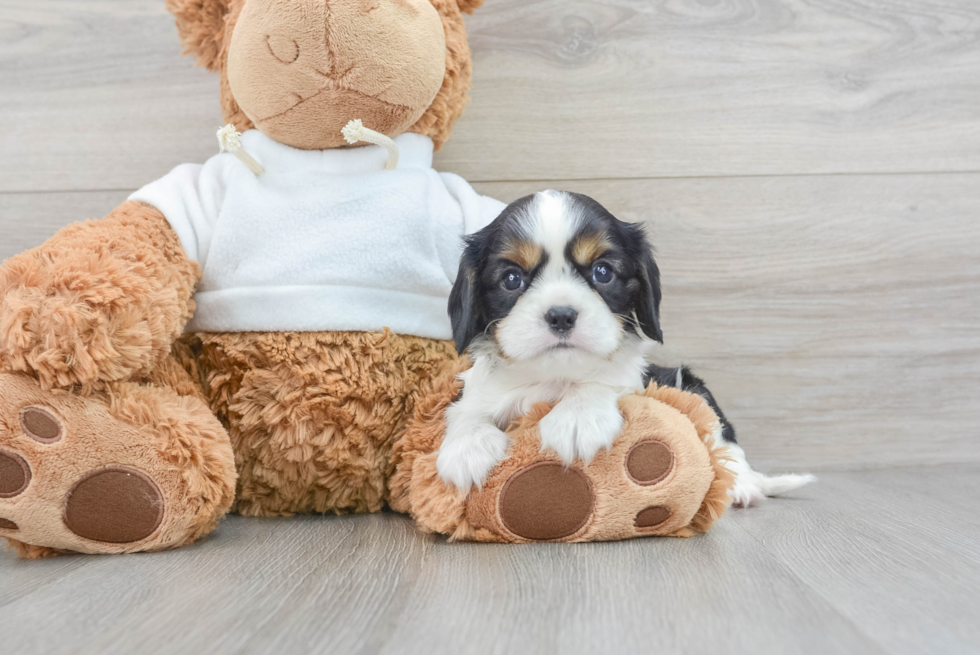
[
  {"left": 489, "top": 438, "right": 680, "bottom": 541},
  {"left": 462, "top": 394, "right": 722, "bottom": 543},
  {"left": 0, "top": 373, "right": 232, "bottom": 557}
]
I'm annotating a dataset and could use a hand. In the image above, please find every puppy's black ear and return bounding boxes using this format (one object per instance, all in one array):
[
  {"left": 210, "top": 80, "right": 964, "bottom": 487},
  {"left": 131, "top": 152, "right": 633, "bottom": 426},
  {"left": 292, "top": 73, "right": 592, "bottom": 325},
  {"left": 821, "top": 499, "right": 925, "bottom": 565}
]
[
  {"left": 448, "top": 241, "right": 483, "bottom": 355},
  {"left": 632, "top": 226, "right": 664, "bottom": 343}
]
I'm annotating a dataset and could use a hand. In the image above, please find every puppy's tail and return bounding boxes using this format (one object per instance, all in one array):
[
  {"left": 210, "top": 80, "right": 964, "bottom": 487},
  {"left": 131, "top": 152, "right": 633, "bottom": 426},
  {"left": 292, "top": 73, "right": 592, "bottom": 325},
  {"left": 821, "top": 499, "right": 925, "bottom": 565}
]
[{"left": 758, "top": 472, "right": 817, "bottom": 497}]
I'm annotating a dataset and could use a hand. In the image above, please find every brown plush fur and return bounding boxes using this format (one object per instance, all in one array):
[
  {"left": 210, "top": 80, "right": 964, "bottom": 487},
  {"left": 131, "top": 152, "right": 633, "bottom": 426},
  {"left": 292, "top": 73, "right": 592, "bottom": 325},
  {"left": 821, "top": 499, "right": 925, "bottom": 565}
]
[
  {"left": 391, "top": 365, "right": 736, "bottom": 543},
  {"left": 388, "top": 357, "right": 470, "bottom": 529},
  {"left": 0, "top": 364, "right": 236, "bottom": 557},
  {"left": 0, "top": 202, "right": 199, "bottom": 390},
  {"left": 166, "top": 0, "right": 234, "bottom": 72},
  {"left": 179, "top": 330, "right": 456, "bottom": 517},
  {"left": 455, "top": 0, "right": 484, "bottom": 13},
  {"left": 167, "top": 0, "right": 480, "bottom": 150},
  {"left": 408, "top": 0, "right": 480, "bottom": 150},
  {"left": 4, "top": 541, "right": 63, "bottom": 559}
]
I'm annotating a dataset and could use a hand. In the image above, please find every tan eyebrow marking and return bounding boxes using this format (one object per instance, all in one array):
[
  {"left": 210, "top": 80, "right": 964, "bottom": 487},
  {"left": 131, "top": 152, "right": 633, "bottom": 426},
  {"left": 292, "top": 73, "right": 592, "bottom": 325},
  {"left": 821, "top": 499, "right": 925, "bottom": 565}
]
[
  {"left": 571, "top": 232, "right": 612, "bottom": 266},
  {"left": 501, "top": 238, "right": 543, "bottom": 271}
]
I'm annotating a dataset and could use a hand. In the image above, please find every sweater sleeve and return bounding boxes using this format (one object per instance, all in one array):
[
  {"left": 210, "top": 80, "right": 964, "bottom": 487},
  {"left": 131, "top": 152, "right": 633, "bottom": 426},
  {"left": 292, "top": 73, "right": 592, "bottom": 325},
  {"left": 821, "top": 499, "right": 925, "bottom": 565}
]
[
  {"left": 128, "top": 160, "right": 226, "bottom": 267},
  {"left": 438, "top": 172, "right": 506, "bottom": 235}
]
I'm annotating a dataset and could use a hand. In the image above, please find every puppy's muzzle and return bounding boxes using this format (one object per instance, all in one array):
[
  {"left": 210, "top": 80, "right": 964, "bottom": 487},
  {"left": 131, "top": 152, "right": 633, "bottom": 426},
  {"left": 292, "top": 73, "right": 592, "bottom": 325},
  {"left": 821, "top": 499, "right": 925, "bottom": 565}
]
[{"left": 545, "top": 306, "right": 578, "bottom": 335}]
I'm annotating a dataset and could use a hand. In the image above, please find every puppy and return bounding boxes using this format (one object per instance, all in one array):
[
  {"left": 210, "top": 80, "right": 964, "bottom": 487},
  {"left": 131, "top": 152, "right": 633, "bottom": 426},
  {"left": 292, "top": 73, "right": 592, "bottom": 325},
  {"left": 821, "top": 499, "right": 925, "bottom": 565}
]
[{"left": 436, "top": 190, "right": 814, "bottom": 505}]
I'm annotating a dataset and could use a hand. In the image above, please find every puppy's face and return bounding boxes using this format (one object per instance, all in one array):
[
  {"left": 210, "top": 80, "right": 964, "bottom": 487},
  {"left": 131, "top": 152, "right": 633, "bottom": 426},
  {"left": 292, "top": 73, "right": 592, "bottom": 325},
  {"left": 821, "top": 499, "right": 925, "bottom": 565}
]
[{"left": 450, "top": 190, "right": 663, "bottom": 361}]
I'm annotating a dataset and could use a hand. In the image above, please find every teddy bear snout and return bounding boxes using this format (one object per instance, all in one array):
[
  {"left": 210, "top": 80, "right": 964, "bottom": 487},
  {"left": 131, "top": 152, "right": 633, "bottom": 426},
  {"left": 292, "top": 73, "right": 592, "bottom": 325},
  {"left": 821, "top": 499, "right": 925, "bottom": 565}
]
[{"left": 227, "top": 0, "right": 447, "bottom": 150}]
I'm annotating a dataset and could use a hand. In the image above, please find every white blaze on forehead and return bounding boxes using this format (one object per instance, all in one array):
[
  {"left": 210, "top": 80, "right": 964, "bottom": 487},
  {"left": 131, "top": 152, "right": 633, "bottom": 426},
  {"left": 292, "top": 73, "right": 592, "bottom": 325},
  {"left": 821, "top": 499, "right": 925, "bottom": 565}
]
[
  {"left": 518, "top": 191, "right": 581, "bottom": 272},
  {"left": 522, "top": 190, "right": 587, "bottom": 284}
]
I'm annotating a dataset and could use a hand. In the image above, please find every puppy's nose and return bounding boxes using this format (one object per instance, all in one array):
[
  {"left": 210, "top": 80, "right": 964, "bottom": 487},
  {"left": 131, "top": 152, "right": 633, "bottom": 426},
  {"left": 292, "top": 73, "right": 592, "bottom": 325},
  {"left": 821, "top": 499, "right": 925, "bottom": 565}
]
[{"left": 545, "top": 306, "right": 578, "bottom": 334}]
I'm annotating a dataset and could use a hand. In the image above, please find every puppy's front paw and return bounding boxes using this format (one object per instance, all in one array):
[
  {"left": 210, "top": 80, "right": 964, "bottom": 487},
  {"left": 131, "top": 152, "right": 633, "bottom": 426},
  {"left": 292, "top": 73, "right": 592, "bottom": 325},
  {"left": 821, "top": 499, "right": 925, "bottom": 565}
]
[
  {"left": 539, "top": 399, "right": 623, "bottom": 465},
  {"left": 436, "top": 425, "right": 510, "bottom": 493}
]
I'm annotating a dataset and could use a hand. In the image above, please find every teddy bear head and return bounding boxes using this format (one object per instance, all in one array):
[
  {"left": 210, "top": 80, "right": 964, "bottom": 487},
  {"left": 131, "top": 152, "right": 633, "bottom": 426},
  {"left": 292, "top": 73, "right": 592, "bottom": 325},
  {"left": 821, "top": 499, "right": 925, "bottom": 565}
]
[{"left": 166, "top": 0, "right": 484, "bottom": 150}]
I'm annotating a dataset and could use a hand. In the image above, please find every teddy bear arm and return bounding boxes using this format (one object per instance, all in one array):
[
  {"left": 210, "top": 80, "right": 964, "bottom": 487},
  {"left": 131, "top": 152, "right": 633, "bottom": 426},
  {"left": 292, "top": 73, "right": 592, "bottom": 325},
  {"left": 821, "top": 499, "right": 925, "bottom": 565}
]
[{"left": 0, "top": 200, "right": 200, "bottom": 389}]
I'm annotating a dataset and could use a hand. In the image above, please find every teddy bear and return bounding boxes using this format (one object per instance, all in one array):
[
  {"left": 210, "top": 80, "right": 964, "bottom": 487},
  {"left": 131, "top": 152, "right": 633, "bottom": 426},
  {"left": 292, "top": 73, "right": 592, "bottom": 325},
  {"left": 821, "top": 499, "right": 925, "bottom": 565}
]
[{"left": 0, "top": 0, "right": 734, "bottom": 557}]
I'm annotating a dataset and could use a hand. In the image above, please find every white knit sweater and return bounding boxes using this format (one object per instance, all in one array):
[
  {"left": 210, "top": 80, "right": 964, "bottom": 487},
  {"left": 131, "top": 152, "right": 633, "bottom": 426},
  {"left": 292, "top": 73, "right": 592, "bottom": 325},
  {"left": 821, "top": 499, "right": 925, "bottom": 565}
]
[{"left": 130, "top": 131, "right": 504, "bottom": 340}]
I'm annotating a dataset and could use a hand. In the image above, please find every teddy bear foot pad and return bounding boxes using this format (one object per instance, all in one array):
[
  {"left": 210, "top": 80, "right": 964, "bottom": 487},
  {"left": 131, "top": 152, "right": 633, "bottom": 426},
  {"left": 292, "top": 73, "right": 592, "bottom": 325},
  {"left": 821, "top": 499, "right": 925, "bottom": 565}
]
[
  {"left": 494, "top": 451, "right": 674, "bottom": 541},
  {"left": 465, "top": 422, "right": 699, "bottom": 543},
  {"left": 0, "top": 373, "right": 234, "bottom": 557}
]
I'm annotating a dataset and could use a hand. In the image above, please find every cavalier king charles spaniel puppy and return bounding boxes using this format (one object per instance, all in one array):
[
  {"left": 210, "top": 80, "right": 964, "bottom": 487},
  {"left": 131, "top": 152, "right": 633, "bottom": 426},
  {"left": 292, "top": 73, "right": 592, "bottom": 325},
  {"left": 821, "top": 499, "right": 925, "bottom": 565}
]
[{"left": 436, "top": 190, "right": 814, "bottom": 506}]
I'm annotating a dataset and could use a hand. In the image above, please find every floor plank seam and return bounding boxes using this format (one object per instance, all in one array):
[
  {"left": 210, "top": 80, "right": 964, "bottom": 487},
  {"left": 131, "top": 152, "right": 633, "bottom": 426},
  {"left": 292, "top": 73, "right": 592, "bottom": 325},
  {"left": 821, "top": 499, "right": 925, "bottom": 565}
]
[
  {"left": 4, "top": 169, "right": 980, "bottom": 198},
  {"left": 457, "top": 169, "right": 980, "bottom": 185},
  {"left": 0, "top": 188, "right": 138, "bottom": 197}
]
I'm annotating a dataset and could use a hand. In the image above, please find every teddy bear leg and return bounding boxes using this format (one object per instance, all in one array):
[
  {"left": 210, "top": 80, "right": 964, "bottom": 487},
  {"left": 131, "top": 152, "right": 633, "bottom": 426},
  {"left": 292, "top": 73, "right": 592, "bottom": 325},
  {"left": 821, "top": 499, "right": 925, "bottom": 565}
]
[
  {"left": 395, "top": 375, "right": 736, "bottom": 543},
  {"left": 0, "top": 358, "right": 236, "bottom": 558},
  {"left": 460, "top": 389, "right": 735, "bottom": 543}
]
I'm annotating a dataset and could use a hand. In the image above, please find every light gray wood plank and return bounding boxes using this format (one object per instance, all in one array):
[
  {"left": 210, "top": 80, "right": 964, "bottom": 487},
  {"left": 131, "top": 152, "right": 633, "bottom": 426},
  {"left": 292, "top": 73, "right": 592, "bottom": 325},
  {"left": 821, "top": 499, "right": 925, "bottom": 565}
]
[
  {"left": 0, "top": 550, "right": 94, "bottom": 608},
  {"left": 473, "top": 173, "right": 980, "bottom": 471},
  {"left": 734, "top": 466, "right": 980, "bottom": 654},
  {"left": 377, "top": 517, "right": 881, "bottom": 655},
  {"left": 0, "top": 0, "right": 221, "bottom": 194},
  {"left": 0, "top": 515, "right": 881, "bottom": 655},
  {"left": 2, "top": 0, "right": 980, "bottom": 193},
  {"left": 2, "top": 172, "right": 978, "bottom": 471},
  {"left": 855, "top": 463, "right": 980, "bottom": 527},
  {"left": 0, "top": 513, "right": 430, "bottom": 655},
  {"left": 3, "top": 465, "right": 979, "bottom": 655},
  {"left": 442, "top": 0, "right": 980, "bottom": 182},
  {"left": 0, "top": 190, "right": 130, "bottom": 261}
]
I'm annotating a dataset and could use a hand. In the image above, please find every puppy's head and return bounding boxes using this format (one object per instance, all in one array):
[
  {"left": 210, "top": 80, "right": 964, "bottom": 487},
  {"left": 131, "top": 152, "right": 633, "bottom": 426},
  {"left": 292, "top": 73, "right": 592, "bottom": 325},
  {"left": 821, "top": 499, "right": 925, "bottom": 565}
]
[{"left": 449, "top": 190, "right": 663, "bottom": 360}]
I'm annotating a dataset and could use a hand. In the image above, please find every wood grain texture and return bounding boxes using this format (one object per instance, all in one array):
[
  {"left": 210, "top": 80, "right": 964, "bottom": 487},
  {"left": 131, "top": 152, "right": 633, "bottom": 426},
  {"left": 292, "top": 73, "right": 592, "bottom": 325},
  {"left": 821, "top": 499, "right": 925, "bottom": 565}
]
[
  {"left": 475, "top": 174, "right": 980, "bottom": 471},
  {"left": 3, "top": 172, "right": 978, "bottom": 471},
  {"left": 1, "top": 465, "right": 977, "bottom": 655},
  {"left": 441, "top": 0, "right": 980, "bottom": 181},
  {"left": 377, "top": 519, "right": 882, "bottom": 655},
  {"left": 2, "top": 0, "right": 979, "bottom": 192},
  {"left": 736, "top": 466, "right": 980, "bottom": 654},
  {"left": 0, "top": 0, "right": 221, "bottom": 194},
  {"left": 0, "top": 191, "right": 131, "bottom": 260}
]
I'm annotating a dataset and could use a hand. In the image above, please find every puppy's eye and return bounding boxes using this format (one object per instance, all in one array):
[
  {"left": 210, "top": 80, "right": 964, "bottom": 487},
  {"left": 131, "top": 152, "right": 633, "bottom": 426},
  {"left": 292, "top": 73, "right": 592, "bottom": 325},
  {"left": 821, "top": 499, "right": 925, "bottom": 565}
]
[
  {"left": 502, "top": 270, "right": 524, "bottom": 291},
  {"left": 592, "top": 263, "right": 614, "bottom": 284}
]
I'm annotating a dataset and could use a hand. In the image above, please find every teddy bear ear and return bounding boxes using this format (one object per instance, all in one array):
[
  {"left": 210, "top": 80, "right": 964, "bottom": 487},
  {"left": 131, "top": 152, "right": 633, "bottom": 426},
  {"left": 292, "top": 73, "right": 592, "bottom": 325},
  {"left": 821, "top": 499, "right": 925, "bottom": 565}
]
[
  {"left": 166, "top": 0, "right": 236, "bottom": 72},
  {"left": 455, "top": 0, "right": 484, "bottom": 14}
]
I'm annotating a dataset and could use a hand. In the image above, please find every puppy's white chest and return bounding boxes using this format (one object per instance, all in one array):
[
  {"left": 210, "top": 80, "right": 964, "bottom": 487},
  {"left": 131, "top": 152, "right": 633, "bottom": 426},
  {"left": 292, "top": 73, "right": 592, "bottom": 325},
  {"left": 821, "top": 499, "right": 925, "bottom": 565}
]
[{"left": 496, "top": 380, "right": 576, "bottom": 425}]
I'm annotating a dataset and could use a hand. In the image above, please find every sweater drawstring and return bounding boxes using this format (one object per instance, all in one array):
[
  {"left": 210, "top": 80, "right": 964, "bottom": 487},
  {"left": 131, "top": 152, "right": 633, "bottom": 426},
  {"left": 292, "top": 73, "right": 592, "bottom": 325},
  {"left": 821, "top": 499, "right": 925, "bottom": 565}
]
[
  {"left": 217, "top": 124, "right": 265, "bottom": 176},
  {"left": 341, "top": 119, "right": 400, "bottom": 170}
]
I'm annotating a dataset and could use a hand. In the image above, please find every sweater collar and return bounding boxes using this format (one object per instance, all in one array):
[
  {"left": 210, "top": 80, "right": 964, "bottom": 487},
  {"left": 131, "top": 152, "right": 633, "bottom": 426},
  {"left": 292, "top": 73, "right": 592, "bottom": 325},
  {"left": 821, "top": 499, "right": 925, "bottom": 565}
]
[{"left": 239, "top": 130, "right": 434, "bottom": 174}]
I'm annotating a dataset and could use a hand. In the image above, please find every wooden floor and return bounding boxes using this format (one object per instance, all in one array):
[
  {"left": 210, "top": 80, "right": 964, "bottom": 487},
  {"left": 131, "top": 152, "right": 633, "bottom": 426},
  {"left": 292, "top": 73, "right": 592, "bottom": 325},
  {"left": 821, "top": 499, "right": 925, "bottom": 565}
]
[
  {"left": 1, "top": 464, "right": 977, "bottom": 655},
  {"left": 2, "top": 1, "right": 979, "bottom": 653}
]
